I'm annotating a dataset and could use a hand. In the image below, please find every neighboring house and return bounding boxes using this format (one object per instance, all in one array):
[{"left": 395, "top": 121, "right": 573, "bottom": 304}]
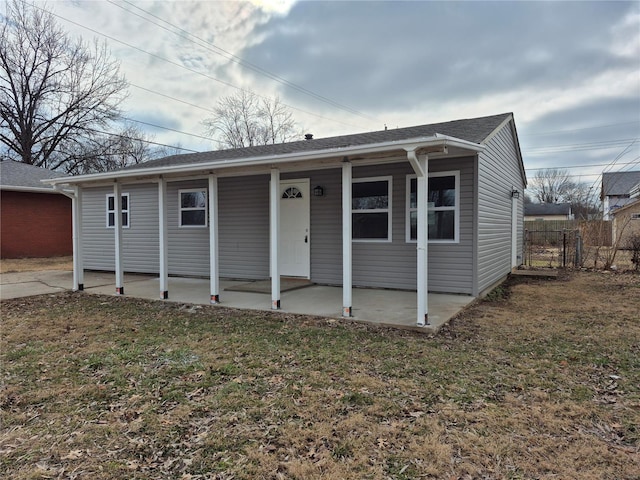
[
  {"left": 524, "top": 203, "right": 573, "bottom": 221},
  {"left": 0, "top": 160, "right": 72, "bottom": 258},
  {"left": 44, "top": 112, "right": 526, "bottom": 327},
  {"left": 601, "top": 171, "right": 640, "bottom": 220},
  {"left": 611, "top": 199, "right": 640, "bottom": 249}
]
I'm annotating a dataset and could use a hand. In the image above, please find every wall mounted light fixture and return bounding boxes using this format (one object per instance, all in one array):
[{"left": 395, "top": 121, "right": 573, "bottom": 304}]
[
  {"left": 511, "top": 189, "right": 520, "bottom": 199},
  {"left": 313, "top": 185, "right": 324, "bottom": 197}
]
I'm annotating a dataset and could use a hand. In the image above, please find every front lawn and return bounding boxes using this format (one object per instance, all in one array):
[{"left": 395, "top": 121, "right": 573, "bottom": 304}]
[{"left": 1, "top": 271, "right": 638, "bottom": 479}]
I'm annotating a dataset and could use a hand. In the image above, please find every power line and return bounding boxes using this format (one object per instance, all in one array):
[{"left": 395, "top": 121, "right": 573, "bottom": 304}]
[
  {"left": 522, "top": 120, "right": 640, "bottom": 137},
  {"left": 110, "top": 0, "right": 381, "bottom": 124},
  {"left": 524, "top": 138, "right": 640, "bottom": 154},
  {"left": 32, "top": 2, "right": 366, "bottom": 132},
  {"left": 586, "top": 140, "right": 639, "bottom": 205},
  {"left": 90, "top": 125, "right": 198, "bottom": 153},
  {"left": 120, "top": 117, "right": 223, "bottom": 146},
  {"left": 525, "top": 160, "right": 639, "bottom": 171},
  {"left": 129, "top": 83, "right": 217, "bottom": 115}
]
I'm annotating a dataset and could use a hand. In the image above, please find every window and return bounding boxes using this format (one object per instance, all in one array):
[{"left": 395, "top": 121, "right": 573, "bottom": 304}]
[
  {"left": 352, "top": 176, "right": 392, "bottom": 241},
  {"left": 106, "top": 193, "right": 129, "bottom": 228},
  {"left": 282, "top": 187, "right": 302, "bottom": 199},
  {"left": 406, "top": 171, "right": 459, "bottom": 243},
  {"left": 179, "top": 189, "right": 207, "bottom": 227}
]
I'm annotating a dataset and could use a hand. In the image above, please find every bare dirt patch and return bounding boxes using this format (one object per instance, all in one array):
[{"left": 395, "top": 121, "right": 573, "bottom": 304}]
[
  {"left": 0, "top": 256, "right": 73, "bottom": 273},
  {"left": 1, "top": 271, "right": 638, "bottom": 479}
]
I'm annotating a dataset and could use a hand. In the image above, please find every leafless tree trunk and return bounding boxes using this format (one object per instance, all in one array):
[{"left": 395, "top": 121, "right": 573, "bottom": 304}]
[{"left": 0, "top": 0, "right": 128, "bottom": 171}]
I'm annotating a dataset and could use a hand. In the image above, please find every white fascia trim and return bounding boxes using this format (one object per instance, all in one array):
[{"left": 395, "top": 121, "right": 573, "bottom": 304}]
[{"left": 42, "top": 135, "right": 485, "bottom": 186}]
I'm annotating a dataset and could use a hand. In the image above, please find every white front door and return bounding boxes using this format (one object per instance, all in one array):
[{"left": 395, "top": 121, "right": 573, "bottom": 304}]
[{"left": 280, "top": 179, "right": 310, "bottom": 278}]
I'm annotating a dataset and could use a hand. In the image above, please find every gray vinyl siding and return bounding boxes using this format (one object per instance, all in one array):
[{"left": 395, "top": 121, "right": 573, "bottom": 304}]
[
  {"left": 81, "top": 160, "right": 477, "bottom": 294},
  {"left": 81, "top": 183, "right": 159, "bottom": 273},
  {"left": 295, "top": 161, "right": 475, "bottom": 294},
  {"left": 285, "top": 169, "right": 342, "bottom": 285},
  {"left": 218, "top": 175, "right": 270, "bottom": 279},
  {"left": 476, "top": 123, "right": 525, "bottom": 295},
  {"left": 167, "top": 180, "right": 210, "bottom": 276},
  {"left": 350, "top": 161, "right": 474, "bottom": 293}
]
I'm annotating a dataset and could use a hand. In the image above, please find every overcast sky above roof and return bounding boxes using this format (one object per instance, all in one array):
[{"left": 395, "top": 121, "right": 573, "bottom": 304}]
[{"left": 31, "top": 0, "right": 640, "bottom": 190}]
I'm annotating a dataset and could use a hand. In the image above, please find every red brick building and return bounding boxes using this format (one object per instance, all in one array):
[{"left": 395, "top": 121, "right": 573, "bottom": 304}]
[{"left": 0, "top": 160, "right": 72, "bottom": 258}]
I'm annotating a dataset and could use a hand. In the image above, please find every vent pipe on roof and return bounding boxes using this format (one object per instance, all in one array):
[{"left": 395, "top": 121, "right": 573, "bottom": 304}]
[{"left": 305, "top": 133, "right": 313, "bottom": 140}]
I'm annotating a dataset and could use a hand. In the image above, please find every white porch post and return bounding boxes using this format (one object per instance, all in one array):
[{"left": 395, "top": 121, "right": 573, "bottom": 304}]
[
  {"left": 511, "top": 186, "right": 519, "bottom": 269},
  {"left": 71, "top": 186, "right": 84, "bottom": 291},
  {"left": 114, "top": 182, "right": 124, "bottom": 295},
  {"left": 342, "top": 161, "right": 352, "bottom": 317},
  {"left": 416, "top": 154, "right": 429, "bottom": 326},
  {"left": 209, "top": 174, "right": 220, "bottom": 304},
  {"left": 158, "top": 177, "right": 169, "bottom": 299},
  {"left": 270, "top": 168, "right": 281, "bottom": 309}
]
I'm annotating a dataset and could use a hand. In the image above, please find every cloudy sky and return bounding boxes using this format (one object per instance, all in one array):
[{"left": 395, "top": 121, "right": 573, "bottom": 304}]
[{"left": 35, "top": 0, "right": 640, "bottom": 192}]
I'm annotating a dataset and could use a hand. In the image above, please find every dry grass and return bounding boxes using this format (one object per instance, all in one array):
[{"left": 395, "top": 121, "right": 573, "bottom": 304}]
[
  {"left": 1, "top": 271, "right": 638, "bottom": 479},
  {"left": 0, "top": 256, "right": 73, "bottom": 274}
]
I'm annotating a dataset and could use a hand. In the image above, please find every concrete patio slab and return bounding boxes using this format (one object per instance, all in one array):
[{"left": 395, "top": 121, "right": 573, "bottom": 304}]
[
  {"left": 83, "top": 275, "right": 475, "bottom": 331},
  {"left": 1, "top": 270, "right": 475, "bottom": 331}
]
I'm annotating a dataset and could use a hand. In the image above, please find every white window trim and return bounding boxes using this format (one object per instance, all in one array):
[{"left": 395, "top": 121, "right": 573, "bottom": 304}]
[
  {"left": 352, "top": 175, "right": 393, "bottom": 243},
  {"left": 406, "top": 171, "right": 460, "bottom": 244},
  {"left": 179, "top": 188, "right": 208, "bottom": 228},
  {"left": 106, "top": 192, "right": 130, "bottom": 229}
]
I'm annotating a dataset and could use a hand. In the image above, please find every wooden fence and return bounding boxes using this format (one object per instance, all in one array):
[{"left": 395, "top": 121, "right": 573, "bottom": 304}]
[{"left": 524, "top": 220, "right": 612, "bottom": 247}]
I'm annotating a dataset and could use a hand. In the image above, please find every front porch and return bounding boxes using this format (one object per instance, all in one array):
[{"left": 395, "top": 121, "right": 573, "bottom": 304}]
[{"left": 83, "top": 273, "right": 475, "bottom": 332}]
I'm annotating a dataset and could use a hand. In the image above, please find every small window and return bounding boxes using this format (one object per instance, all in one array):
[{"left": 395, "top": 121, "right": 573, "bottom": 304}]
[
  {"left": 406, "top": 171, "right": 459, "bottom": 243},
  {"left": 631, "top": 213, "right": 640, "bottom": 220},
  {"left": 106, "top": 193, "right": 129, "bottom": 228},
  {"left": 179, "top": 189, "right": 207, "bottom": 227},
  {"left": 352, "top": 176, "right": 392, "bottom": 241},
  {"left": 282, "top": 187, "right": 302, "bottom": 199}
]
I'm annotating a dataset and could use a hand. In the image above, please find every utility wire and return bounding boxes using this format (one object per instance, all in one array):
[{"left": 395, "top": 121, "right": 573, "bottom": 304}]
[
  {"left": 110, "top": 0, "right": 380, "bottom": 124},
  {"left": 522, "top": 120, "right": 640, "bottom": 137},
  {"left": 585, "top": 140, "right": 639, "bottom": 207},
  {"left": 525, "top": 160, "right": 639, "bottom": 171},
  {"left": 90, "top": 125, "right": 199, "bottom": 153},
  {"left": 129, "top": 83, "right": 217, "bottom": 115},
  {"left": 32, "top": 2, "right": 366, "bottom": 132},
  {"left": 120, "top": 117, "right": 224, "bottom": 146},
  {"left": 524, "top": 138, "right": 640, "bottom": 154}
]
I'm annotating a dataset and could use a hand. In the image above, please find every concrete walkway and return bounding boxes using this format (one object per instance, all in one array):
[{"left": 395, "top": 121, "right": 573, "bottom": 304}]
[{"left": 1, "top": 270, "right": 475, "bottom": 332}]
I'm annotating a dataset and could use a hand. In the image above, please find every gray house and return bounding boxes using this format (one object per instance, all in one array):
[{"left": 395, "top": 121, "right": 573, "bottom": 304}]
[
  {"left": 524, "top": 203, "right": 573, "bottom": 221},
  {"left": 45, "top": 112, "right": 526, "bottom": 327},
  {"left": 601, "top": 171, "right": 640, "bottom": 220}
]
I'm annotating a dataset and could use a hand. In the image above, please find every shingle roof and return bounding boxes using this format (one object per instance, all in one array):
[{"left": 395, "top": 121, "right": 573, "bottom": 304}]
[
  {"left": 602, "top": 171, "right": 640, "bottom": 197},
  {"left": 525, "top": 203, "right": 572, "bottom": 216},
  {"left": 125, "top": 112, "right": 513, "bottom": 171},
  {"left": 0, "top": 160, "right": 66, "bottom": 190}
]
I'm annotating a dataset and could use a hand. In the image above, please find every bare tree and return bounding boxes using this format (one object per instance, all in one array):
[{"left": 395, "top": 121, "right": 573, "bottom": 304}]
[
  {"left": 65, "top": 125, "right": 160, "bottom": 175},
  {"left": 0, "top": 0, "right": 128, "bottom": 171},
  {"left": 202, "top": 91, "right": 300, "bottom": 149},
  {"left": 528, "top": 168, "right": 577, "bottom": 204},
  {"left": 261, "top": 95, "right": 297, "bottom": 145},
  {"left": 563, "top": 182, "right": 599, "bottom": 220}
]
